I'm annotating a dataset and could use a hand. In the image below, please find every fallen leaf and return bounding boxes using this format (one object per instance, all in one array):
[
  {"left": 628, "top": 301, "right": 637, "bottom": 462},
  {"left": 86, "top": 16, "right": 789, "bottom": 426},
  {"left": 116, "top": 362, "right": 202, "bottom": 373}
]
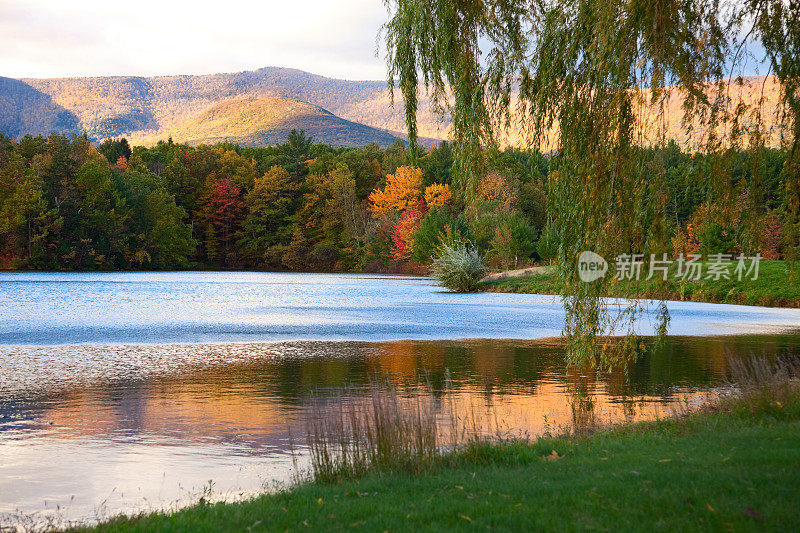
[
  {"left": 707, "top": 503, "right": 716, "bottom": 513},
  {"left": 544, "top": 450, "right": 561, "bottom": 461},
  {"left": 745, "top": 507, "right": 764, "bottom": 520},
  {"left": 658, "top": 459, "right": 672, "bottom": 463},
  {"left": 459, "top": 514, "right": 472, "bottom": 522}
]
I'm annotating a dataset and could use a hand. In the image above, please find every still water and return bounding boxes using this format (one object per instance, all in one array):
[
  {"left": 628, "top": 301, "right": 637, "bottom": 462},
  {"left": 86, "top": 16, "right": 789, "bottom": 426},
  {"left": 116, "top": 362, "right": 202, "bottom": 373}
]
[{"left": 1, "top": 272, "right": 800, "bottom": 526}]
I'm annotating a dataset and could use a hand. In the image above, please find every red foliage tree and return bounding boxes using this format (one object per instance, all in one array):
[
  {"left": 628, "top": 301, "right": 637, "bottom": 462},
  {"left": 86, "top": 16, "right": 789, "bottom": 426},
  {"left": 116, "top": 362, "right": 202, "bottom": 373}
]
[
  {"left": 209, "top": 178, "right": 244, "bottom": 250},
  {"left": 390, "top": 208, "right": 424, "bottom": 260}
]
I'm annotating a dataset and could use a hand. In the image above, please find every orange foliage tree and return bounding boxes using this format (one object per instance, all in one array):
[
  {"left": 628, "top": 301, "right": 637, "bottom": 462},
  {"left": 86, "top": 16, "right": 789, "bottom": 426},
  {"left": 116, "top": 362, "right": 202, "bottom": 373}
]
[
  {"left": 423, "top": 183, "right": 451, "bottom": 208},
  {"left": 369, "top": 166, "right": 424, "bottom": 215},
  {"left": 478, "top": 171, "right": 518, "bottom": 209}
]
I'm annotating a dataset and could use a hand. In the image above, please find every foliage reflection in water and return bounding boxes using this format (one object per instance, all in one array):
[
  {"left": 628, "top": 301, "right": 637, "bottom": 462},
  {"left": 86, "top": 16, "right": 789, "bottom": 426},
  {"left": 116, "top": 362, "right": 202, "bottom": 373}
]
[{"left": 1, "top": 334, "right": 799, "bottom": 526}]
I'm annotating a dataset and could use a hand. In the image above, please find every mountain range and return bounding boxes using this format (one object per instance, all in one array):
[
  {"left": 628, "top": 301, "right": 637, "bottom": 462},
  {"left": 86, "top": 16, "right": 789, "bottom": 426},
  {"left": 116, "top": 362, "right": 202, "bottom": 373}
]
[
  {"left": 0, "top": 67, "right": 446, "bottom": 148},
  {"left": 0, "top": 67, "right": 786, "bottom": 149}
]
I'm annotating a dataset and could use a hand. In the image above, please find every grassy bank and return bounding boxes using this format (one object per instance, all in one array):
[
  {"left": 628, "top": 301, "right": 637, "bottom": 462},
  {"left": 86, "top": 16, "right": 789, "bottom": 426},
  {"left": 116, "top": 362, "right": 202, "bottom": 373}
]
[
  {"left": 480, "top": 260, "right": 800, "bottom": 308},
  {"left": 85, "top": 369, "right": 800, "bottom": 531}
]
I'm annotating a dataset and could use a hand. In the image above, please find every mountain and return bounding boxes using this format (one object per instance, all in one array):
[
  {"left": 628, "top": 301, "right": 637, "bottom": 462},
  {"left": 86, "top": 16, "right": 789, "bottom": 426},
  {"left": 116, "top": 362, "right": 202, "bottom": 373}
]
[
  {"left": 0, "top": 77, "right": 81, "bottom": 138},
  {"left": 1, "top": 67, "right": 446, "bottom": 148},
  {"left": 0, "top": 67, "right": 787, "bottom": 150},
  {"left": 145, "top": 96, "right": 400, "bottom": 147}
]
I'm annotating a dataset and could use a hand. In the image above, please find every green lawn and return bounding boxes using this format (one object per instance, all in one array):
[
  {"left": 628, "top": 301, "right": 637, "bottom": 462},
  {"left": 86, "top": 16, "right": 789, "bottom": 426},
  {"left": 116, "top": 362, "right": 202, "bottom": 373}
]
[
  {"left": 481, "top": 260, "right": 800, "bottom": 307},
  {"left": 85, "top": 395, "right": 800, "bottom": 532}
]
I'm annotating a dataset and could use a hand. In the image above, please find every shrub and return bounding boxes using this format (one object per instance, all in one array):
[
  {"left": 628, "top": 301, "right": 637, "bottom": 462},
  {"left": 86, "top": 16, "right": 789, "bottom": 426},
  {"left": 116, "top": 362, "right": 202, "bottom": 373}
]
[
  {"left": 309, "top": 242, "right": 340, "bottom": 270},
  {"left": 431, "top": 242, "right": 487, "bottom": 292}
]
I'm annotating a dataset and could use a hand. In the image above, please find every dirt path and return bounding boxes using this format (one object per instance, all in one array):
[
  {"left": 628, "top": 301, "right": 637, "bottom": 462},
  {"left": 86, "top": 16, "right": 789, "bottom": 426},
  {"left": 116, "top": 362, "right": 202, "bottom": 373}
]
[{"left": 481, "top": 265, "right": 552, "bottom": 282}]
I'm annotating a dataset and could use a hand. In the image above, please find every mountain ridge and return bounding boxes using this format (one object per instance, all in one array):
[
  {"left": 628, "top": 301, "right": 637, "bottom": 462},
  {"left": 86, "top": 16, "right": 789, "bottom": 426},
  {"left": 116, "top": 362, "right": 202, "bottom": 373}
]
[
  {"left": 2, "top": 67, "right": 444, "bottom": 147},
  {"left": 0, "top": 67, "right": 787, "bottom": 150}
]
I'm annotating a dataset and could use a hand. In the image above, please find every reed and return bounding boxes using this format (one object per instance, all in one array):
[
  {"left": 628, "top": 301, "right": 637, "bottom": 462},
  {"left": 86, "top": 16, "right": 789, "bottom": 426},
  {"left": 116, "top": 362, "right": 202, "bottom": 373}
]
[
  {"left": 724, "top": 353, "right": 800, "bottom": 413},
  {"left": 301, "top": 376, "right": 499, "bottom": 483}
]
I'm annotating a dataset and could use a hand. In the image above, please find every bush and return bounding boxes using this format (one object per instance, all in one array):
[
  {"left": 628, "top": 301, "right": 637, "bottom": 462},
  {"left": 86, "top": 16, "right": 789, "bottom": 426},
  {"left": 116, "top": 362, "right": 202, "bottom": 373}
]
[
  {"left": 431, "top": 242, "right": 487, "bottom": 292},
  {"left": 309, "top": 242, "right": 340, "bottom": 271}
]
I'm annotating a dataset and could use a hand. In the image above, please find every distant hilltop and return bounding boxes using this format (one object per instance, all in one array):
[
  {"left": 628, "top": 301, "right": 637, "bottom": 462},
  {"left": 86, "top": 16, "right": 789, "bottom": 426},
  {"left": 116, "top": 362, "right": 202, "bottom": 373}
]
[
  {"left": 0, "top": 67, "right": 447, "bottom": 148},
  {"left": 0, "top": 67, "right": 787, "bottom": 150}
]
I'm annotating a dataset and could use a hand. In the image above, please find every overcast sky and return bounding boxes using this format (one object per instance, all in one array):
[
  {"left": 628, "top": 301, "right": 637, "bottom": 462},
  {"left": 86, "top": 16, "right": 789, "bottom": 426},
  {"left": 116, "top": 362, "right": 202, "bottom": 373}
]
[{"left": 0, "top": 0, "right": 390, "bottom": 80}]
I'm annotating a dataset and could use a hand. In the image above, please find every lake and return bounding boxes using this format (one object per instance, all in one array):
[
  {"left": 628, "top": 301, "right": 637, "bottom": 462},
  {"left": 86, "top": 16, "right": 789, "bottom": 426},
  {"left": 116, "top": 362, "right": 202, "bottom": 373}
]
[{"left": 2, "top": 272, "right": 800, "bottom": 527}]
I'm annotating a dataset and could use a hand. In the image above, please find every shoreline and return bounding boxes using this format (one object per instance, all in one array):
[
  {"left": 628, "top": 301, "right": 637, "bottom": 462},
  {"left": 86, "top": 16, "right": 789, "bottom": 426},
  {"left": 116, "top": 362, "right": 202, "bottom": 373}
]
[
  {"left": 78, "top": 384, "right": 800, "bottom": 532},
  {"left": 479, "top": 260, "right": 800, "bottom": 309}
]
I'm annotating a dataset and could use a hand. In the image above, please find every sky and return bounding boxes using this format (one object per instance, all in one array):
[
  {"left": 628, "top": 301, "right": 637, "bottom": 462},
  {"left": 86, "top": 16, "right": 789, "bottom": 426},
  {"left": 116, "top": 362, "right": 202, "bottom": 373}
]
[{"left": 0, "top": 0, "right": 390, "bottom": 81}]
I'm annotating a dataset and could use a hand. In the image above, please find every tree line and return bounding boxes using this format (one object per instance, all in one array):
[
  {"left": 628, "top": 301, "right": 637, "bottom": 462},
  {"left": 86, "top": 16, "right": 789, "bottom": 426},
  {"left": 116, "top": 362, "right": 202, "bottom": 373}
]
[{"left": 0, "top": 130, "right": 793, "bottom": 272}]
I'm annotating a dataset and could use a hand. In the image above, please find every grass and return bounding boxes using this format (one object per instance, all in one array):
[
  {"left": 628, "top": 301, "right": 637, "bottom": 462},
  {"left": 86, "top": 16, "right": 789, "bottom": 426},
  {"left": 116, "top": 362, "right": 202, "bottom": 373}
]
[
  {"left": 480, "top": 260, "right": 800, "bottom": 307},
  {"left": 81, "top": 356, "right": 800, "bottom": 532},
  {"left": 303, "top": 380, "right": 441, "bottom": 483}
]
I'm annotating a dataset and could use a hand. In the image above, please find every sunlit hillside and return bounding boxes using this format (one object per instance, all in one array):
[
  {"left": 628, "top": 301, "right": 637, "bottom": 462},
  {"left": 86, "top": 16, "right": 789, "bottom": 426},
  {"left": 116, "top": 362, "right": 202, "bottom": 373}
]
[
  {"left": 0, "top": 67, "right": 789, "bottom": 150},
  {"left": 132, "top": 96, "right": 400, "bottom": 147},
  {"left": 9, "top": 67, "right": 448, "bottom": 146},
  {"left": 499, "top": 75, "right": 789, "bottom": 151}
]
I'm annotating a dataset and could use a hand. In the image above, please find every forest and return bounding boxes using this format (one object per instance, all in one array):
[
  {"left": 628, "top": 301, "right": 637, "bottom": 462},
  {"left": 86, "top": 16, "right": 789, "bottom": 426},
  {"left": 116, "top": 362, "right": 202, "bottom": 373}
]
[{"left": 0, "top": 130, "right": 793, "bottom": 273}]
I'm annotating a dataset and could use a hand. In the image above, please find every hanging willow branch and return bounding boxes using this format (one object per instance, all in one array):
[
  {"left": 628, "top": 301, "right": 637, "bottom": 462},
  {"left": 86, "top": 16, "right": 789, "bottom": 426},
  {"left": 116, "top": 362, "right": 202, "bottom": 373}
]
[{"left": 383, "top": 0, "right": 799, "bottom": 369}]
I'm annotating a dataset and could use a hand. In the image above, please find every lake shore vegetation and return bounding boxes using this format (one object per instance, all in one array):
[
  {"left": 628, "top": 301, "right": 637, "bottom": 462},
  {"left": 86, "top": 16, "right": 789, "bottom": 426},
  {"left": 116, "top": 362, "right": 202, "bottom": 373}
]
[
  {"left": 80, "top": 354, "right": 800, "bottom": 532},
  {"left": 1, "top": 134, "right": 796, "bottom": 283},
  {"left": 481, "top": 260, "right": 800, "bottom": 308}
]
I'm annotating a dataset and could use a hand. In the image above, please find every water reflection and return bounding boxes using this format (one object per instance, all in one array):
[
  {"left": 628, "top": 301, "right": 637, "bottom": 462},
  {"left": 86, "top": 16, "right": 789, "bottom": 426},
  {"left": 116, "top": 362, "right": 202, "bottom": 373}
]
[{"left": 1, "top": 335, "right": 799, "bottom": 526}]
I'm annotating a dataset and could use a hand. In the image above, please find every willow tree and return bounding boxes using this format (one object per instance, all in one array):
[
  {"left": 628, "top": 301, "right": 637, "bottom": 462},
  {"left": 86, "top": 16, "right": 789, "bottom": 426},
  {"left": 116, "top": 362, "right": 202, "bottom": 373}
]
[{"left": 383, "top": 0, "right": 798, "bottom": 369}]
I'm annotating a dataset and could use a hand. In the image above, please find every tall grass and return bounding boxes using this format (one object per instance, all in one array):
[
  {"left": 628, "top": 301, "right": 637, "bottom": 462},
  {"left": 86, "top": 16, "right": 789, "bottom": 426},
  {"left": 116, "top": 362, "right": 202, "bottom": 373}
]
[
  {"left": 298, "top": 354, "right": 800, "bottom": 484},
  {"left": 724, "top": 354, "right": 800, "bottom": 414},
  {"left": 301, "top": 377, "right": 499, "bottom": 483}
]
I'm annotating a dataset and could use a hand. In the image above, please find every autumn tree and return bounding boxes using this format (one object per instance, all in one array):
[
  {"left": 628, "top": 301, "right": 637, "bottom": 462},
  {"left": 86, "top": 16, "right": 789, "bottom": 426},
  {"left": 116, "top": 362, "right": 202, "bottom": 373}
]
[
  {"left": 369, "top": 165, "right": 424, "bottom": 215},
  {"left": 239, "top": 166, "right": 296, "bottom": 265},
  {"left": 206, "top": 178, "right": 244, "bottom": 263},
  {"left": 382, "top": 0, "right": 753, "bottom": 367}
]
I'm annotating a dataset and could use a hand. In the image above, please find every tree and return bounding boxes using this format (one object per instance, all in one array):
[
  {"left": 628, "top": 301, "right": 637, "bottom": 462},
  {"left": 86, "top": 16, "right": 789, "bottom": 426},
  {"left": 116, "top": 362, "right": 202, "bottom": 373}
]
[
  {"left": 119, "top": 168, "right": 195, "bottom": 268},
  {"left": 390, "top": 208, "right": 424, "bottom": 260},
  {"left": 282, "top": 225, "right": 310, "bottom": 270},
  {"left": 208, "top": 178, "right": 244, "bottom": 262},
  {"left": 73, "top": 155, "right": 127, "bottom": 267},
  {"left": 369, "top": 166, "right": 424, "bottom": 215},
  {"left": 239, "top": 166, "right": 296, "bottom": 265},
  {"left": 382, "top": 0, "right": 769, "bottom": 367},
  {"left": 0, "top": 154, "right": 48, "bottom": 265},
  {"left": 98, "top": 138, "right": 132, "bottom": 165},
  {"left": 490, "top": 211, "right": 538, "bottom": 270},
  {"left": 423, "top": 183, "right": 451, "bottom": 209}
]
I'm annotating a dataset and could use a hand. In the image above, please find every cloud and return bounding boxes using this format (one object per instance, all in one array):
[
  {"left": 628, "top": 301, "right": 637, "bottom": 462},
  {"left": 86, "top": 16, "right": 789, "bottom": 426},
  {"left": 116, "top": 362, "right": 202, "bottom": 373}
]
[{"left": 0, "top": 0, "right": 390, "bottom": 80}]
